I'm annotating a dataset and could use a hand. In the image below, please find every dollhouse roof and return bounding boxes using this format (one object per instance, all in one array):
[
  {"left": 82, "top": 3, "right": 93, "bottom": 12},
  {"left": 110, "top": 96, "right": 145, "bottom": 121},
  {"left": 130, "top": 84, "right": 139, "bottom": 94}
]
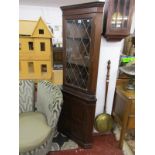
[
  {"left": 19, "top": 20, "right": 37, "bottom": 36},
  {"left": 19, "top": 17, "right": 53, "bottom": 37}
]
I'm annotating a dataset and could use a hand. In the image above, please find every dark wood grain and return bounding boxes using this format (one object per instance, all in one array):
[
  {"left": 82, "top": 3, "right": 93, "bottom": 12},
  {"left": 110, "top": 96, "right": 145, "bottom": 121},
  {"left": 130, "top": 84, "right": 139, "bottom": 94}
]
[
  {"left": 104, "top": 60, "right": 111, "bottom": 112},
  {"left": 58, "top": 2, "right": 104, "bottom": 148},
  {"left": 61, "top": 2, "right": 104, "bottom": 10}
]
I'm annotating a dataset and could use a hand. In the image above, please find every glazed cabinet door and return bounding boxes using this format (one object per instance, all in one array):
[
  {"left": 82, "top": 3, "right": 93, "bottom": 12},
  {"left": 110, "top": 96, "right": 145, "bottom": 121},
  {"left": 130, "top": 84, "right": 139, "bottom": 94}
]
[{"left": 63, "top": 16, "right": 93, "bottom": 92}]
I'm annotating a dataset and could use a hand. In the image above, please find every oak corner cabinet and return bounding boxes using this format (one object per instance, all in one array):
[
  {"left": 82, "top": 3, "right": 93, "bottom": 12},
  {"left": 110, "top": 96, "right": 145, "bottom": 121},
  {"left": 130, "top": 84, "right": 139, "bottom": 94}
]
[
  {"left": 103, "top": 0, "right": 135, "bottom": 41},
  {"left": 58, "top": 2, "right": 104, "bottom": 148}
]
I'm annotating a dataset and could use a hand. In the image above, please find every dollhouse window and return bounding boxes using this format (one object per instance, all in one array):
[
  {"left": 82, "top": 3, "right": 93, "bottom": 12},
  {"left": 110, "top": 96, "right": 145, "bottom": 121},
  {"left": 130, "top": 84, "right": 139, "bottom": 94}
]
[
  {"left": 28, "top": 42, "right": 34, "bottom": 50},
  {"left": 41, "top": 64, "right": 47, "bottom": 73},
  {"left": 28, "top": 62, "right": 34, "bottom": 73},
  {"left": 39, "top": 29, "right": 44, "bottom": 34},
  {"left": 40, "top": 42, "right": 45, "bottom": 51}
]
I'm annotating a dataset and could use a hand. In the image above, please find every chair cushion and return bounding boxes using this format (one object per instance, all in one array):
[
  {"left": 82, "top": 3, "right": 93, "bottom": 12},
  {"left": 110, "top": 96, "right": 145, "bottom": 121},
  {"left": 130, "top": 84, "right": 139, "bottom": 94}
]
[{"left": 19, "top": 112, "right": 52, "bottom": 153}]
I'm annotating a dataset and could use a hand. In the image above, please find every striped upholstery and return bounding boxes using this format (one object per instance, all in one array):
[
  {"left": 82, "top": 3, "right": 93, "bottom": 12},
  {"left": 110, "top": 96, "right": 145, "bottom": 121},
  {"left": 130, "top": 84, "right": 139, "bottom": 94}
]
[
  {"left": 19, "top": 80, "right": 63, "bottom": 155},
  {"left": 19, "top": 80, "right": 35, "bottom": 113},
  {"left": 36, "top": 80, "right": 63, "bottom": 128}
]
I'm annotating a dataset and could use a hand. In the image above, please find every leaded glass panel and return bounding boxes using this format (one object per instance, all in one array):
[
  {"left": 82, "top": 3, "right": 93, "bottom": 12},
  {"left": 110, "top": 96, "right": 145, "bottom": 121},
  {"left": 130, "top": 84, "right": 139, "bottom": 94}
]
[{"left": 65, "top": 18, "right": 92, "bottom": 90}]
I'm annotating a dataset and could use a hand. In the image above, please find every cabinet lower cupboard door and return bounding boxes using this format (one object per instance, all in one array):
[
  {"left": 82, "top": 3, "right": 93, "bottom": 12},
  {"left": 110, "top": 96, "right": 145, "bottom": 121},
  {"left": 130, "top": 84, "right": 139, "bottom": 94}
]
[{"left": 58, "top": 2, "right": 104, "bottom": 148}]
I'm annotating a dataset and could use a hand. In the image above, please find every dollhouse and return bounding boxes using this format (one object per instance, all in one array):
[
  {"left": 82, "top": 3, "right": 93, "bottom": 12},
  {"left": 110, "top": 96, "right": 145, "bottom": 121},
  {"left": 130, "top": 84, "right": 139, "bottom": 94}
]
[{"left": 19, "top": 17, "right": 54, "bottom": 81}]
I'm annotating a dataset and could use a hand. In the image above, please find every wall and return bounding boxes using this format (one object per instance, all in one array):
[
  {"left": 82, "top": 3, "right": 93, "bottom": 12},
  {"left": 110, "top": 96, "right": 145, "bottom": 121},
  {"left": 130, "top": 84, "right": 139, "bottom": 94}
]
[
  {"left": 19, "top": 5, "right": 62, "bottom": 44},
  {"left": 95, "top": 12, "right": 135, "bottom": 117},
  {"left": 95, "top": 0, "right": 134, "bottom": 117},
  {"left": 19, "top": 5, "right": 62, "bottom": 26},
  {"left": 19, "top": 4, "right": 125, "bottom": 116},
  {"left": 95, "top": 38, "right": 124, "bottom": 116}
]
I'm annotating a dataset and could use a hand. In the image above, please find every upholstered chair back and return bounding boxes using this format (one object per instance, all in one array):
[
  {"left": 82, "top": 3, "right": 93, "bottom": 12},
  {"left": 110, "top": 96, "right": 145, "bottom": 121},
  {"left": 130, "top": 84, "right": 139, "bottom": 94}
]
[
  {"left": 35, "top": 81, "right": 63, "bottom": 128},
  {"left": 19, "top": 80, "right": 35, "bottom": 113},
  {"left": 19, "top": 80, "right": 63, "bottom": 155}
]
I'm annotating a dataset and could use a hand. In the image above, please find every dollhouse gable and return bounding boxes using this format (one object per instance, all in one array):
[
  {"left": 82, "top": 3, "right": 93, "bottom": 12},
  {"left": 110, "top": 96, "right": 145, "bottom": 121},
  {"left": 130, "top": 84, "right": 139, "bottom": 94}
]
[{"left": 32, "top": 17, "right": 53, "bottom": 38}]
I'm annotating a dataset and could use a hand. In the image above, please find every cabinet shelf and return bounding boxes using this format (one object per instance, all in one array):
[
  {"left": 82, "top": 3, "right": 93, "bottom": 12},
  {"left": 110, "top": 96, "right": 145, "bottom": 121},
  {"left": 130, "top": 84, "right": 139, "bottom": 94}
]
[{"left": 67, "top": 56, "right": 89, "bottom": 66}]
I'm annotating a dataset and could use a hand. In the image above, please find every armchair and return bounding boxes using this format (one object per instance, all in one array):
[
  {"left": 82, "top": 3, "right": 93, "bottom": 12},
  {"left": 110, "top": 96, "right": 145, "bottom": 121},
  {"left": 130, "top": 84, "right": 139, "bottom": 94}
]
[{"left": 19, "top": 80, "right": 63, "bottom": 155}]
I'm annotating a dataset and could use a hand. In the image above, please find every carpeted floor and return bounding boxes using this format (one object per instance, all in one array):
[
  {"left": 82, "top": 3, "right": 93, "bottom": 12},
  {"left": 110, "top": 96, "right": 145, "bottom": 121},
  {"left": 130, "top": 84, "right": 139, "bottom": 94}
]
[
  {"left": 50, "top": 131, "right": 78, "bottom": 151},
  {"left": 48, "top": 133, "right": 124, "bottom": 155},
  {"left": 125, "top": 129, "right": 135, "bottom": 153},
  {"left": 49, "top": 129, "right": 134, "bottom": 155}
]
